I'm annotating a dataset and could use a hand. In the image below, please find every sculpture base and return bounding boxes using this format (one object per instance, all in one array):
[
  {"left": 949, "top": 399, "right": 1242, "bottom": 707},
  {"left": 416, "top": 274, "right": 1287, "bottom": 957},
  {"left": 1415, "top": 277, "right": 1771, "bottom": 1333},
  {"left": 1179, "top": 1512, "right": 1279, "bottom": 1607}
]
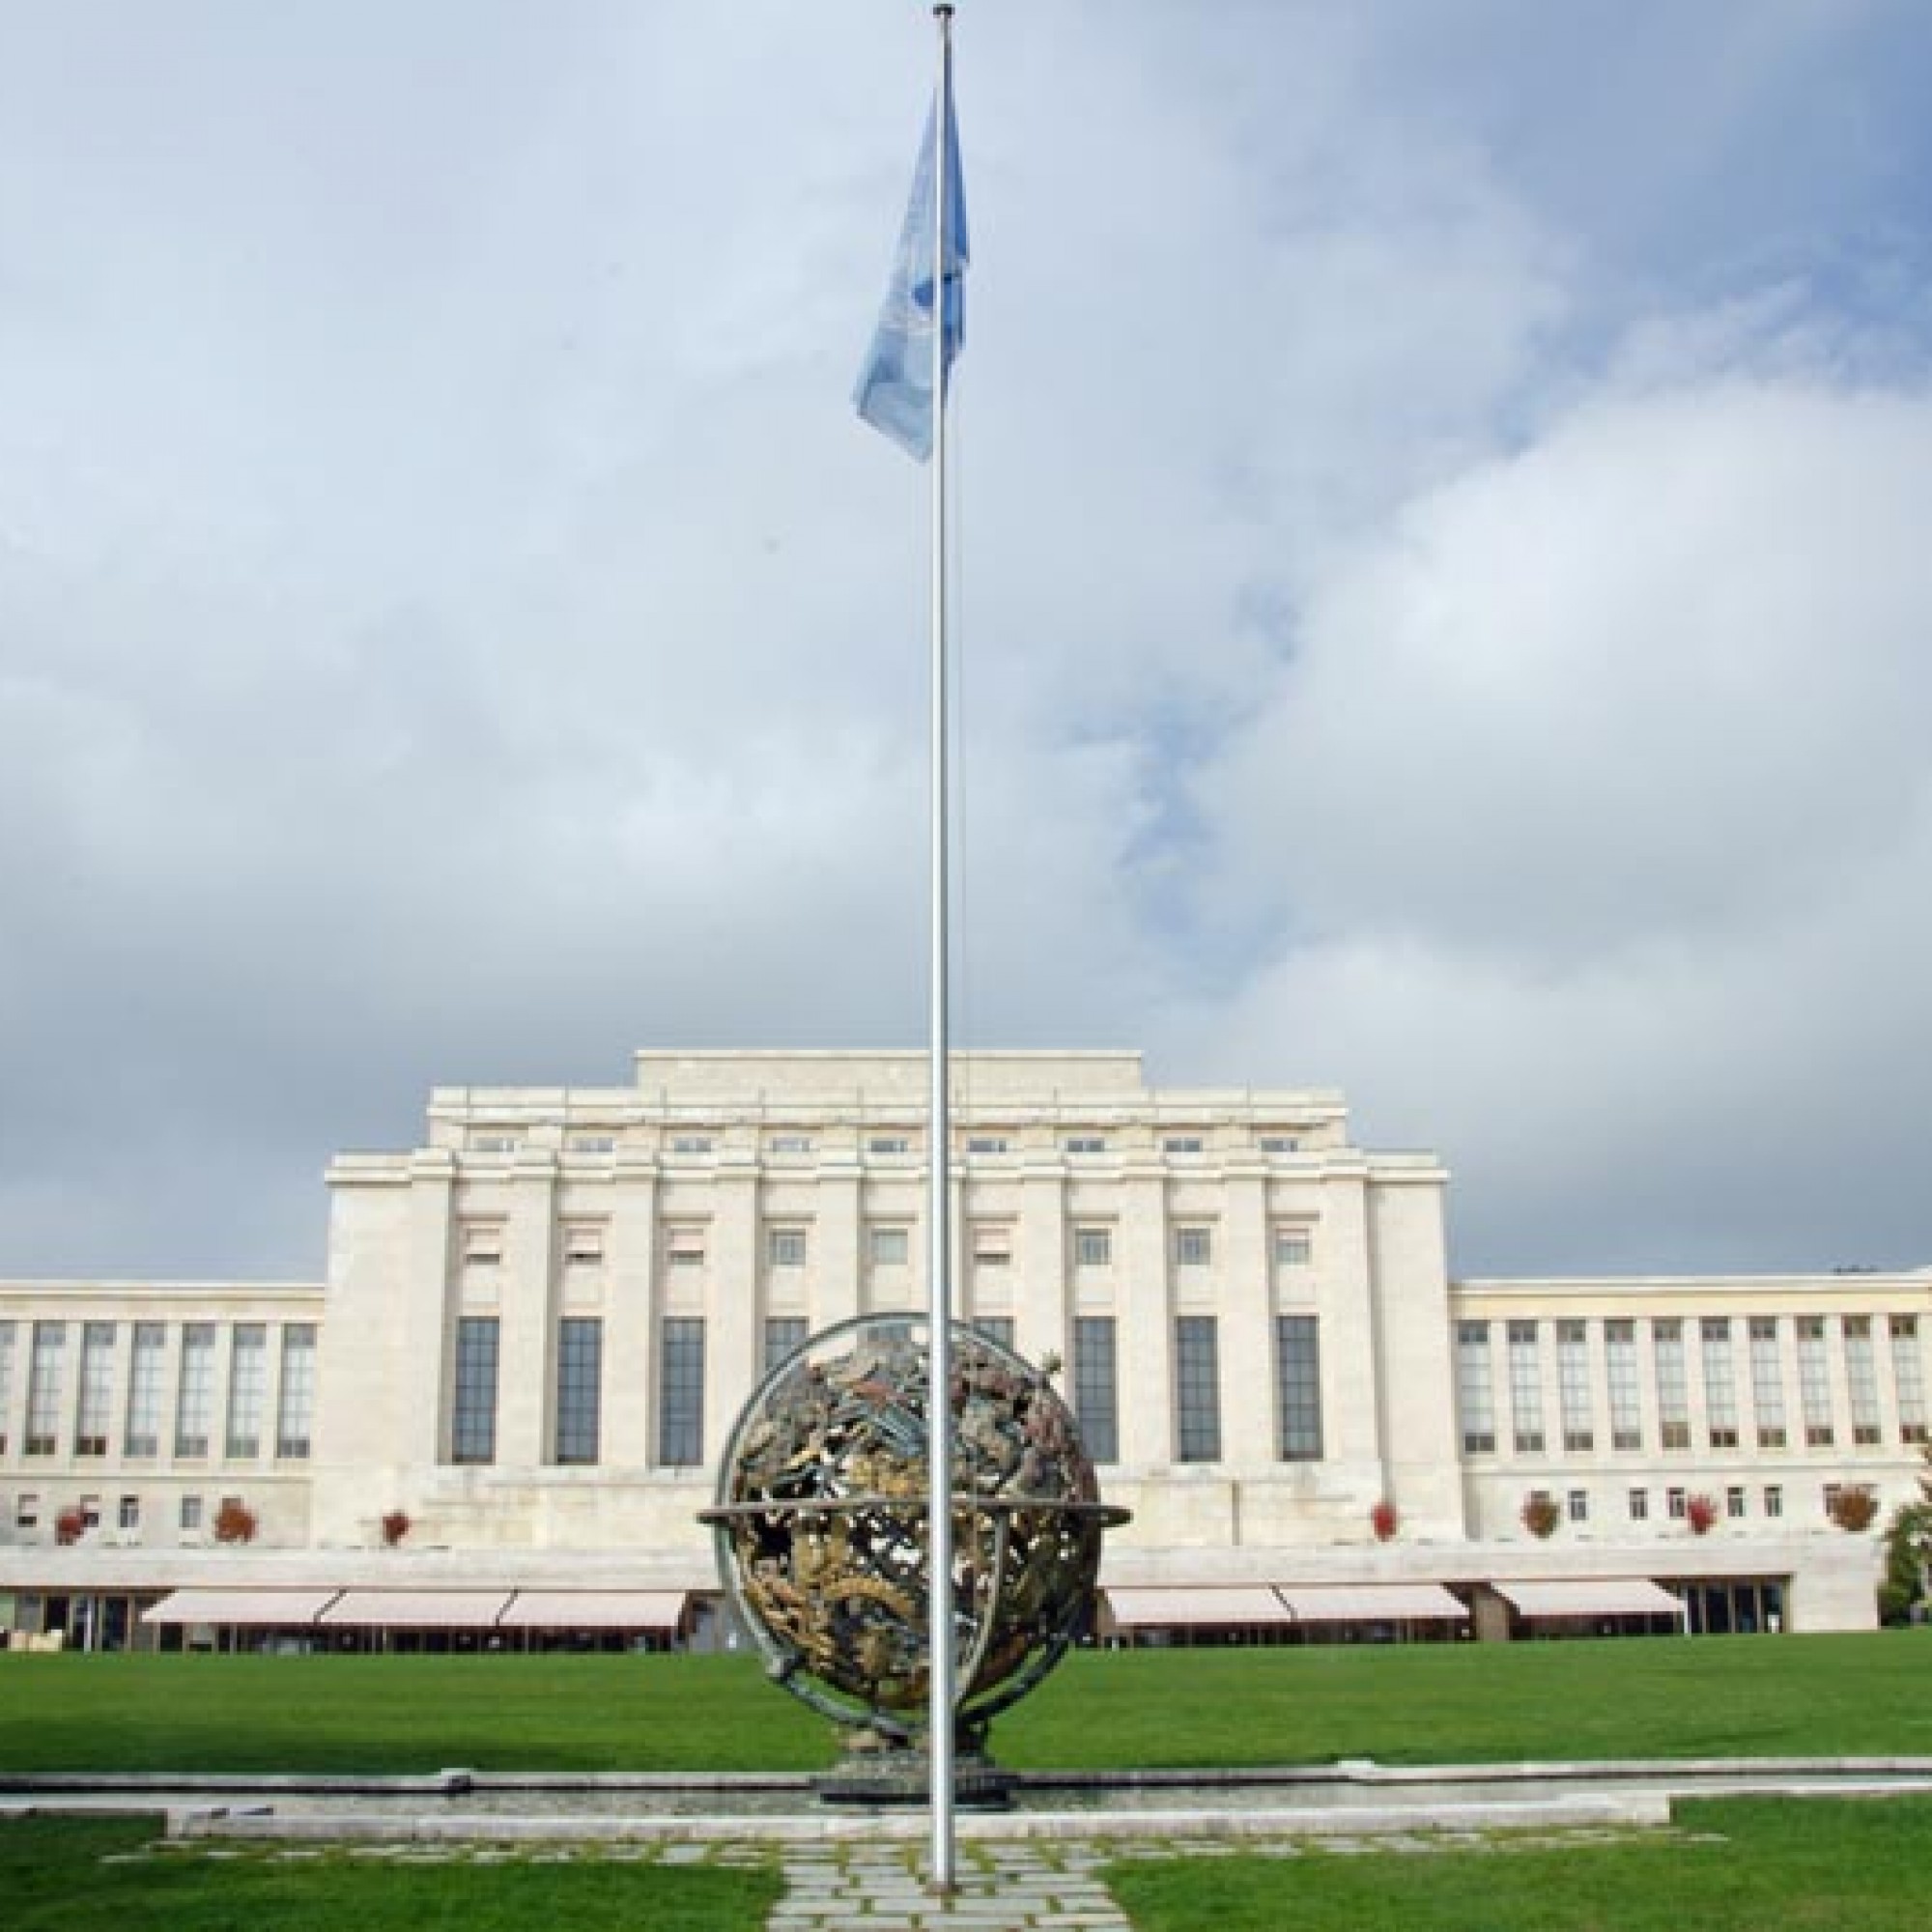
[{"left": 815, "top": 1746, "right": 1016, "bottom": 1811}]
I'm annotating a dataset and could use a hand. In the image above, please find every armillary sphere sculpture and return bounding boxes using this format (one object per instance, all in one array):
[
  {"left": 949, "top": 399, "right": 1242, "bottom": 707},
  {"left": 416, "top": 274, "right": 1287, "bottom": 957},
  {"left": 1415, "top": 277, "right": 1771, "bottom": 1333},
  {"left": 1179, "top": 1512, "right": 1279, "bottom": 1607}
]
[{"left": 700, "top": 1314, "right": 1128, "bottom": 1800}]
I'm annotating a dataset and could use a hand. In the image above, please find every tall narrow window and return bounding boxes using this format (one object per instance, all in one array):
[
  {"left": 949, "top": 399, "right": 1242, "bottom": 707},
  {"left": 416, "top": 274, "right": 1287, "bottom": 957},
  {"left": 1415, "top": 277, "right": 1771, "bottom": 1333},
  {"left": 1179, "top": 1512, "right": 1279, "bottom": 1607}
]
[
  {"left": 1891, "top": 1316, "right": 1927, "bottom": 1443},
  {"left": 1072, "top": 1317, "right": 1119, "bottom": 1463},
  {"left": 451, "top": 1316, "right": 500, "bottom": 1465},
  {"left": 0, "top": 1321, "right": 14, "bottom": 1455},
  {"left": 1508, "top": 1320, "right": 1545, "bottom": 1454},
  {"left": 1275, "top": 1315, "right": 1322, "bottom": 1462},
  {"left": 1652, "top": 1320, "right": 1690, "bottom": 1450},
  {"left": 1557, "top": 1320, "right": 1593, "bottom": 1452},
  {"left": 1173, "top": 1226, "right": 1213, "bottom": 1269},
  {"left": 1843, "top": 1317, "right": 1882, "bottom": 1445},
  {"left": 1605, "top": 1319, "right": 1642, "bottom": 1450},
  {"left": 125, "top": 1322, "right": 165, "bottom": 1459},
  {"left": 1749, "top": 1317, "right": 1787, "bottom": 1448},
  {"left": 276, "top": 1324, "right": 316, "bottom": 1460},
  {"left": 74, "top": 1321, "right": 116, "bottom": 1457},
  {"left": 973, "top": 1316, "right": 1016, "bottom": 1351},
  {"left": 25, "top": 1321, "right": 66, "bottom": 1456},
  {"left": 554, "top": 1317, "right": 603, "bottom": 1465},
  {"left": 659, "top": 1317, "right": 706, "bottom": 1467},
  {"left": 224, "top": 1323, "right": 268, "bottom": 1460},
  {"left": 1175, "top": 1316, "right": 1221, "bottom": 1463},
  {"left": 1797, "top": 1317, "right": 1834, "bottom": 1446},
  {"left": 1700, "top": 1317, "right": 1739, "bottom": 1449},
  {"left": 1072, "top": 1226, "right": 1112, "bottom": 1268},
  {"left": 1457, "top": 1321, "right": 1495, "bottom": 1454},
  {"left": 174, "top": 1322, "right": 215, "bottom": 1460},
  {"left": 763, "top": 1317, "right": 810, "bottom": 1376}
]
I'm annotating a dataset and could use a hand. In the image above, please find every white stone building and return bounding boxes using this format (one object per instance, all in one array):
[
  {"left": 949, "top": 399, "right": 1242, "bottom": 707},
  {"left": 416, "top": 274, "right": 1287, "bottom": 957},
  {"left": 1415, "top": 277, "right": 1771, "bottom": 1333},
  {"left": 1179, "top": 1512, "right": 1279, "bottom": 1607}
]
[{"left": 1, "top": 1050, "right": 1923, "bottom": 1649}]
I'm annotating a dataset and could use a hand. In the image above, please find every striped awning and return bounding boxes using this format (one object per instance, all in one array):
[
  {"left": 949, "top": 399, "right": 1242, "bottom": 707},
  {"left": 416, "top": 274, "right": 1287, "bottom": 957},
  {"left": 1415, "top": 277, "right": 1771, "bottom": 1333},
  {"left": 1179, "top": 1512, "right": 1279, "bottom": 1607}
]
[
  {"left": 140, "top": 1588, "right": 340, "bottom": 1627},
  {"left": 498, "top": 1590, "right": 688, "bottom": 1631},
  {"left": 1274, "top": 1583, "right": 1468, "bottom": 1623},
  {"left": 1104, "top": 1586, "right": 1294, "bottom": 1628},
  {"left": 1492, "top": 1578, "right": 1683, "bottom": 1619},
  {"left": 318, "top": 1590, "right": 511, "bottom": 1629}
]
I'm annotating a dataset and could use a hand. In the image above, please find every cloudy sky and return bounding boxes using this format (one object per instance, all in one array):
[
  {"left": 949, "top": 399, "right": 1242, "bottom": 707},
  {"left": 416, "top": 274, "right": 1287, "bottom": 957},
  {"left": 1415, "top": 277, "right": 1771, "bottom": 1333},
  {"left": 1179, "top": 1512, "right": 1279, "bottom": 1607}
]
[{"left": 3, "top": 1, "right": 1930, "bottom": 1284}]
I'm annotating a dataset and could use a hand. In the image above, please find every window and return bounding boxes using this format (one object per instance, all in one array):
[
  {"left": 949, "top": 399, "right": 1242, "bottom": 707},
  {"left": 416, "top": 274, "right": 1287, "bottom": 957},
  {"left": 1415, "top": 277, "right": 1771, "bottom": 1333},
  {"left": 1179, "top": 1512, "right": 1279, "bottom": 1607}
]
[
  {"left": 1764, "top": 1484, "right": 1783, "bottom": 1519},
  {"left": 668, "top": 1135, "right": 713, "bottom": 1154},
  {"left": 1750, "top": 1317, "right": 1787, "bottom": 1448},
  {"left": 665, "top": 1226, "right": 707, "bottom": 1268},
  {"left": 124, "top": 1322, "right": 165, "bottom": 1459},
  {"left": 450, "top": 1317, "right": 500, "bottom": 1464},
  {"left": 1173, "top": 1226, "right": 1213, "bottom": 1269},
  {"left": 971, "top": 1227, "right": 1011, "bottom": 1268},
  {"left": 1073, "top": 1226, "right": 1113, "bottom": 1268},
  {"left": 1508, "top": 1321, "right": 1545, "bottom": 1454},
  {"left": 470, "top": 1133, "right": 519, "bottom": 1154},
  {"left": 568, "top": 1134, "right": 616, "bottom": 1154},
  {"left": 1628, "top": 1488, "right": 1649, "bottom": 1521},
  {"left": 1844, "top": 1317, "right": 1882, "bottom": 1445},
  {"left": 1566, "top": 1490, "right": 1589, "bottom": 1523},
  {"left": 15, "top": 1493, "right": 39, "bottom": 1530},
  {"left": 118, "top": 1494, "right": 140, "bottom": 1532},
  {"left": 1605, "top": 1319, "right": 1642, "bottom": 1450},
  {"left": 768, "top": 1134, "right": 812, "bottom": 1155},
  {"left": 554, "top": 1318, "right": 602, "bottom": 1465},
  {"left": 224, "top": 1323, "right": 268, "bottom": 1460},
  {"left": 1822, "top": 1482, "right": 1841, "bottom": 1519},
  {"left": 1273, "top": 1226, "right": 1313, "bottom": 1267},
  {"left": 868, "top": 1226, "right": 910, "bottom": 1266},
  {"left": 179, "top": 1495, "right": 203, "bottom": 1533},
  {"left": 1260, "top": 1135, "right": 1300, "bottom": 1153},
  {"left": 1457, "top": 1321, "right": 1495, "bottom": 1454},
  {"left": 1797, "top": 1317, "right": 1834, "bottom": 1445},
  {"left": 25, "top": 1322, "right": 66, "bottom": 1456},
  {"left": 1275, "top": 1316, "right": 1322, "bottom": 1462},
  {"left": 659, "top": 1318, "right": 706, "bottom": 1467},
  {"left": 1073, "top": 1317, "right": 1119, "bottom": 1463},
  {"left": 461, "top": 1223, "right": 503, "bottom": 1267},
  {"left": 79, "top": 1494, "right": 100, "bottom": 1530},
  {"left": 1558, "top": 1320, "right": 1593, "bottom": 1452},
  {"left": 767, "top": 1227, "right": 809, "bottom": 1268},
  {"left": 1064, "top": 1135, "right": 1106, "bottom": 1155},
  {"left": 867, "top": 1135, "right": 911, "bottom": 1155},
  {"left": 276, "top": 1325, "right": 317, "bottom": 1460},
  {"left": 562, "top": 1223, "right": 605, "bottom": 1266},
  {"left": 973, "top": 1317, "right": 1016, "bottom": 1352},
  {"left": 1163, "top": 1136, "right": 1204, "bottom": 1154},
  {"left": 1726, "top": 1485, "right": 1747, "bottom": 1520},
  {"left": 1700, "top": 1318, "right": 1739, "bottom": 1449},
  {"left": 173, "top": 1323, "right": 215, "bottom": 1460},
  {"left": 0, "top": 1321, "right": 13, "bottom": 1455},
  {"left": 74, "top": 1321, "right": 115, "bottom": 1457},
  {"left": 1666, "top": 1487, "right": 1688, "bottom": 1520},
  {"left": 1653, "top": 1320, "right": 1690, "bottom": 1450},
  {"left": 965, "top": 1135, "right": 1008, "bottom": 1155},
  {"left": 1175, "top": 1316, "right": 1221, "bottom": 1463},
  {"left": 763, "top": 1318, "right": 809, "bottom": 1376},
  {"left": 1891, "top": 1315, "right": 1927, "bottom": 1443}
]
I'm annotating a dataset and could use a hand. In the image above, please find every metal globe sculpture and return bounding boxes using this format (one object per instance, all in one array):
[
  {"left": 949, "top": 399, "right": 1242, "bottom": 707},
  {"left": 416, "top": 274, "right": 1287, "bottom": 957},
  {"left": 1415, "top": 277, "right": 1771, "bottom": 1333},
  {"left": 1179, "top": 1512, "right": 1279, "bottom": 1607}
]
[{"left": 700, "top": 1314, "right": 1127, "bottom": 1768}]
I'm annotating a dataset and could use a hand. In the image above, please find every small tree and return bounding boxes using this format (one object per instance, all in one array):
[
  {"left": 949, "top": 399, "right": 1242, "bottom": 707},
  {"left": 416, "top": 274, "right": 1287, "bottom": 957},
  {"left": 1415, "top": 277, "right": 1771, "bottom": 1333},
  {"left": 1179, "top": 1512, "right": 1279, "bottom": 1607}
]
[
  {"left": 381, "top": 1509, "right": 412, "bottom": 1548},
  {"left": 213, "top": 1498, "right": 258, "bottom": 1546},
  {"left": 1520, "top": 1492, "right": 1560, "bottom": 1540},
  {"left": 1879, "top": 1499, "right": 1932, "bottom": 1623},
  {"left": 53, "top": 1506, "right": 86, "bottom": 1546},
  {"left": 1686, "top": 1493, "right": 1719, "bottom": 1537},
  {"left": 1830, "top": 1486, "right": 1880, "bottom": 1534},
  {"left": 1370, "top": 1498, "right": 1400, "bottom": 1543}
]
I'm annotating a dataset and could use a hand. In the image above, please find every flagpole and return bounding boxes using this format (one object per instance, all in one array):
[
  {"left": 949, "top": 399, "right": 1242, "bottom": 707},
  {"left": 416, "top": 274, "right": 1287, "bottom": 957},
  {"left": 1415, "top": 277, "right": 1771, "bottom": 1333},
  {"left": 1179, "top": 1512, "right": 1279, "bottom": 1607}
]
[{"left": 925, "top": 0, "right": 958, "bottom": 1897}]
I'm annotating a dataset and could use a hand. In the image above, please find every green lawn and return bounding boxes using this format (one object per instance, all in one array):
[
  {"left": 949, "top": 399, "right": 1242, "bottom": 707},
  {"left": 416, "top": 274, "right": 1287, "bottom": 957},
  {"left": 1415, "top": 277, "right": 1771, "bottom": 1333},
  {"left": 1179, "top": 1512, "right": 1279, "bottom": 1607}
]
[
  {"left": 1106, "top": 1795, "right": 1932, "bottom": 1931},
  {"left": 1, "top": 1632, "right": 1928, "bottom": 1776},
  {"left": 0, "top": 1816, "right": 780, "bottom": 1932}
]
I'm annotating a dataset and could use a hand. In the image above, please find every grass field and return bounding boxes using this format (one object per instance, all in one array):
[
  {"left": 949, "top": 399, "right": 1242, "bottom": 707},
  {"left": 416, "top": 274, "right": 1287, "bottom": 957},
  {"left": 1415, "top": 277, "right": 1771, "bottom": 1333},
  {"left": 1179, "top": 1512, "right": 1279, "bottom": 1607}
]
[
  {"left": 1105, "top": 1795, "right": 1932, "bottom": 1931},
  {"left": 2, "top": 1631, "right": 1929, "bottom": 1775}
]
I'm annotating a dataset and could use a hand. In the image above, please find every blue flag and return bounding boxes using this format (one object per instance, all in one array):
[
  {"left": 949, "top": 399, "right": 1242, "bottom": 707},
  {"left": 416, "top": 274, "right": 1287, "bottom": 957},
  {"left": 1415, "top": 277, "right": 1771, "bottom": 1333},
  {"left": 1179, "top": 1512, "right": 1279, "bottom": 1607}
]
[{"left": 854, "top": 79, "right": 968, "bottom": 461}]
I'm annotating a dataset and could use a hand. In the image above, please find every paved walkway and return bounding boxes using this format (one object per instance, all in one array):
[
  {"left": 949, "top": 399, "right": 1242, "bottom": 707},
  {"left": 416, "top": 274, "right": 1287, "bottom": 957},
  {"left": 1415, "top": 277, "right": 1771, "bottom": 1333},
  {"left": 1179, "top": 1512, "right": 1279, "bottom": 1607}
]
[{"left": 772, "top": 1839, "right": 1131, "bottom": 1930}]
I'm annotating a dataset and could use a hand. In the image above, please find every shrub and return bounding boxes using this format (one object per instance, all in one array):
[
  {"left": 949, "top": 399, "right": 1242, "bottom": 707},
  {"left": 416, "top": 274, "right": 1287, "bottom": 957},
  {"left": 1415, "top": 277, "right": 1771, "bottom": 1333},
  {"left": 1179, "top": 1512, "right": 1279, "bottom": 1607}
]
[
  {"left": 1686, "top": 1493, "right": 1719, "bottom": 1536},
  {"left": 1520, "top": 1492, "right": 1560, "bottom": 1540},
  {"left": 1370, "top": 1498, "right": 1399, "bottom": 1543},
  {"left": 1831, "top": 1487, "right": 1880, "bottom": 1534},
  {"left": 213, "top": 1498, "right": 259, "bottom": 1545},
  {"left": 381, "top": 1509, "right": 412, "bottom": 1548},
  {"left": 53, "top": 1506, "right": 86, "bottom": 1546}
]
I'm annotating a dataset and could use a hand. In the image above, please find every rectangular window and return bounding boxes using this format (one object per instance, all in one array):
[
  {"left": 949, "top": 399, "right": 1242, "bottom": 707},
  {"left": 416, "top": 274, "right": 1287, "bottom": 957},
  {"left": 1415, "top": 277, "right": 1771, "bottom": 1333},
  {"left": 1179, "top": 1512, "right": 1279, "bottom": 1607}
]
[
  {"left": 1843, "top": 1317, "right": 1882, "bottom": 1445},
  {"left": 1557, "top": 1320, "right": 1593, "bottom": 1452},
  {"left": 1764, "top": 1484, "right": 1783, "bottom": 1519},
  {"left": 1175, "top": 1316, "right": 1221, "bottom": 1463},
  {"left": 16, "top": 1493, "right": 40, "bottom": 1529},
  {"left": 1272, "top": 1226, "right": 1313, "bottom": 1267},
  {"left": 1605, "top": 1319, "right": 1642, "bottom": 1450},
  {"left": 562, "top": 1223, "right": 605, "bottom": 1266},
  {"left": 173, "top": 1322, "right": 215, "bottom": 1460},
  {"left": 1666, "top": 1486, "right": 1687, "bottom": 1520},
  {"left": 25, "top": 1322, "right": 67, "bottom": 1456},
  {"left": 1891, "top": 1315, "right": 1927, "bottom": 1443},
  {"left": 965, "top": 1135, "right": 1008, "bottom": 1155},
  {"left": 1457, "top": 1321, "right": 1495, "bottom": 1454},
  {"left": 450, "top": 1316, "right": 500, "bottom": 1465},
  {"left": 1700, "top": 1317, "right": 1739, "bottom": 1449},
  {"left": 118, "top": 1494, "right": 140, "bottom": 1532},
  {"left": 659, "top": 1318, "right": 705, "bottom": 1467},
  {"left": 469, "top": 1133, "right": 519, "bottom": 1154},
  {"left": 1072, "top": 1317, "right": 1119, "bottom": 1463},
  {"left": 1275, "top": 1315, "right": 1322, "bottom": 1462},
  {"left": 78, "top": 1494, "right": 100, "bottom": 1529},
  {"left": 1750, "top": 1317, "right": 1788, "bottom": 1447},
  {"left": 1628, "top": 1488, "right": 1649, "bottom": 1521},
  {"left": 0, "top": 1321, "right": 13, "bottom": 1456},
  {"left": 179, "top": 1494, "right": 203, "bottom": 1533},
  {"left": 763, "top": 1317, "right": 810, "bottom": 1377},
  {"left": 668, "top": 1135, "right": 712, "bottom": 1154},
  {"left": 568, "top": 1134, "right": 616, "bottom": 1154},
  {"left": 868, "top": 1226, "right": 910, "bottom": 1266},
  {"left": 767, "top": 1227, "right": 809, "bottom": 1268},
  {"left": 1653, "top": 1320, "right": 1690, "bottom": 1450},
  {"left": 972, "top": 1226, "right": 1012, "bottom": 1268},
  {"left": 276, "top": 1324, "right": 317, "bottom": 1460},
  {"left": 1798, "top": 1317, "right": 1834, "bottom": 1445},
  {"left": 123, "top": 1322, "right": 165, "bottom": 1459},
  {"left": 1726, "top": 1484, "right": 1747, "bottom": 1520},
  {"left": 1163, "top": 1136, "right": 1204, "bottom": 1154},
  {"left": 1173, "top": 1226, "right": 1213, "bottom": 1269},
  {"left": 1073, "top": 1226, "right": 1113, "bottom": 1268},
  {"left": 1064, "top": 1135, "right": 1106, "bottom": 1155},
  {"left": 224, "top": 1322, "right": 268, "bottom": 1460},
  {"left": 554, "top": 1317, "right": 603, "bottom": 1464},
  {"left": 867, "top": 1135, "right": 911, "bottom": 1155},
  {"left": 74, "top": 1321, "right": 116, "bottom": 1457},
  {"left": 665, "top": 1226, "right": 707, "bottom": 1268},
  {"left": 1260, "top": 1135, "right": 1300, "bottom": 1153},
  {"left": 768, "top": 1134, "right": 812, "bottom": 1155},
  {"left": 1508, "top": 1320, "right": 1545, "bottom": 1454},
  {"left": 973, "top": 1317, "right": 1016, "bottom": 1351},
  {"left": 1566, "top": 1489, "right": 1589, "bottom": 1523},
  {"left": 461, "top": 1222, "right": 503, "bottom": 1267}
]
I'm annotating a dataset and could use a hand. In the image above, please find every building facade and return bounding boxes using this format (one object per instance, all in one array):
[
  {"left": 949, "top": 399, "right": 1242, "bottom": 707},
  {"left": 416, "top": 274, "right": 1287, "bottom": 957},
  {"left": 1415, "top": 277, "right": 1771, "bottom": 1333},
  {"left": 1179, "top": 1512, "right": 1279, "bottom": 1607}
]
[{"left": 2, "top": 1050, "right": 1923, "bottom": 1648}]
